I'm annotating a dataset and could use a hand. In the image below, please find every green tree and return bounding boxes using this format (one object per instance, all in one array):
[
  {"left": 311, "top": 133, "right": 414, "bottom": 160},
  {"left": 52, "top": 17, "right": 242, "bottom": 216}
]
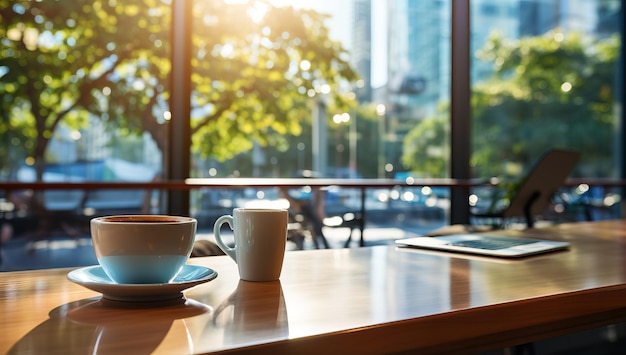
[
  {"left": 401, "top": 102, "right": 449, "bottom": 178},
  {"left": 471, "top": 30, "right": 618, "bottom": 178},
  {"left": 0, "top": 0, "right": 357, "bottom": 180},
  {"left": 213, "top": 101, "right": 382, "bottom": 178},
  {"left": 324, "top": 103, "right": 382, "bottom": 178},
  {"left": 190, "top": 2, "right": 357, "bottom": 163},
  {"left": 402, "top": 29, "right": 619, "bottom": 179}
]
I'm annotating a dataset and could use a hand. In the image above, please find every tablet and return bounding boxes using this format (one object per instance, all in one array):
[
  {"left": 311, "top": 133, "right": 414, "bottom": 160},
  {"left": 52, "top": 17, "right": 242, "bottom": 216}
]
[{"left": 395, "top": 234, "right": 569, "bottom": 258}]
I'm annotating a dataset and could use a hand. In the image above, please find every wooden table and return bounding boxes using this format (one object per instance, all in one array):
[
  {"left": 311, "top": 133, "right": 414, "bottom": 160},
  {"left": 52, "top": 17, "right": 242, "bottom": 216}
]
[{"left": 3, "top": 220, "right": 626, "bottom": 354}]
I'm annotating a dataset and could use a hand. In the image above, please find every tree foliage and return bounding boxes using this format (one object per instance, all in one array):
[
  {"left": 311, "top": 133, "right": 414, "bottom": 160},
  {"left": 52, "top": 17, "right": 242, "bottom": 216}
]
[
  {"left": 472, "top": 29, "right": 618, "bottom": 178},
  {"left": 402, "top": 29, "right": 619, "bottom": 179},
  {"left": 0, "top": 0, "right": 358, "bottom": 179},
  {"left": 401, "top": 102, "right": 449, "bottom": 178},
  {"left": 189, "top": 2, "right": 357, "bottom": 162}
]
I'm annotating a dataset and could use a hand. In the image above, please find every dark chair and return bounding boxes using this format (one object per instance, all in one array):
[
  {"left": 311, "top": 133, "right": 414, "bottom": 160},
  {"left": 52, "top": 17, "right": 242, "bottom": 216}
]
[
  {"left": 322, "top": 211, "right": 363, "bottom": 248},
  {"left": 471, "top": 149, "right": 581, "bottom": 228},
  {"left": 425, "top": 149, "right": 580, "bottom": 238}
]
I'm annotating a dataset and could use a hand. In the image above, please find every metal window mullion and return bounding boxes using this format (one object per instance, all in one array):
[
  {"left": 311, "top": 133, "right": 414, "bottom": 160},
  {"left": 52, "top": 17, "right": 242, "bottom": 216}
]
[
  {"left": 450, "top": 0, "right": 471, "bottom": 225},
  {"left": 168, "top": 0, "right": 192, "bottom": 216}
]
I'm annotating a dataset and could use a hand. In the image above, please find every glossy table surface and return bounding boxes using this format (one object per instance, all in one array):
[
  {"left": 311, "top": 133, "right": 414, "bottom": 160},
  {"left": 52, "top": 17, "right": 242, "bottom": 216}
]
[{"left": 3, "top": 220, "right": 626, "bottom": 354}]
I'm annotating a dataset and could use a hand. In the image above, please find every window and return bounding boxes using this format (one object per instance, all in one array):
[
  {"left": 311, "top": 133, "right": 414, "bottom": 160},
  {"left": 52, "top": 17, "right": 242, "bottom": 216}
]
[
  {"left": 1, "top": 0, "right": 623, "bottom": 233},
  {"left": 0, "top": 1, "right": 170, "bottom": 183},
  {"left": 470, "top": 0, "right": 623, "bottom": 220}
]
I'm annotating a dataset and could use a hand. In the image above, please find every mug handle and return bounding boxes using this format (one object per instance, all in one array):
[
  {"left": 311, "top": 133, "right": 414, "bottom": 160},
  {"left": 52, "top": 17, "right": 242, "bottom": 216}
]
[{"left": 213, "top": 215, "right": 237, "bottom": 262}]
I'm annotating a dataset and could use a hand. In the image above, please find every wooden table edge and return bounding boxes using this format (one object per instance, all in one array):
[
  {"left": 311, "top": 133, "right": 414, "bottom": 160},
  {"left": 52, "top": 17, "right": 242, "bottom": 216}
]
[{"left": 208, "top": 283, "right": 626, "bottom": 354}]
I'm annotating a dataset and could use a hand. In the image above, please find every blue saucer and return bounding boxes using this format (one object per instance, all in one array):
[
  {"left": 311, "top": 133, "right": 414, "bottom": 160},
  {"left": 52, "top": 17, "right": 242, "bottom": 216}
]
[{"left": 67, "top": 264, "right": 218, "bottom": 302}]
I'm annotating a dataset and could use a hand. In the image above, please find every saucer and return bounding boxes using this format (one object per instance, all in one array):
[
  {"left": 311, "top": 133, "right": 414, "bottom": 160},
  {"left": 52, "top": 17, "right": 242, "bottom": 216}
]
[{"left": 67, "top": 264, "right": 218, "bottom": 303}]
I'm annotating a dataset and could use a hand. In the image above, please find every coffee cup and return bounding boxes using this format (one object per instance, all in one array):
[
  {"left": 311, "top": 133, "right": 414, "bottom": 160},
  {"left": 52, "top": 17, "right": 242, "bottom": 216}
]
[
  {"left": 213, "top": 208, "right": 288, "bottom": 282},
  {"left": 90, "top": 215, "right": 197, "bottom": 284}
]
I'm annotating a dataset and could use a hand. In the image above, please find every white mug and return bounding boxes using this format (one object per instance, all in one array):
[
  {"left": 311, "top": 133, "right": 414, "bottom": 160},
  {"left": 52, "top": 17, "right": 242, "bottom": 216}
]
[{"left": 213, "top": 208, "right": 288, "bottom": 282}]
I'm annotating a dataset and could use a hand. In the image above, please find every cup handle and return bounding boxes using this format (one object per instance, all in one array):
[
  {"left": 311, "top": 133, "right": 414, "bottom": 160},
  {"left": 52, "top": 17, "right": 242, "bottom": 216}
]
[{"left": 213, "top": 215, "right": 237, "bottom": 262}]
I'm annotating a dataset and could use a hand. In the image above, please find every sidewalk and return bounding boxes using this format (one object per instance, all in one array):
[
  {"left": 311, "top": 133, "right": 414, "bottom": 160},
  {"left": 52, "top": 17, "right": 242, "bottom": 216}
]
[{"left": 0, "top": 222, "right": 442, "bottom": 272}]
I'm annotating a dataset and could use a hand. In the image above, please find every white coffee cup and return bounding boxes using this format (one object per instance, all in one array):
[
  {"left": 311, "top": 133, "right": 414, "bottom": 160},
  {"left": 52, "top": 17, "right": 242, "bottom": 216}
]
[
  {"left": 213, "top": 208, "right": 288, "bottom": 282},
  {"left": 90, "top": 215, "right": 197, "bottom": 284}
]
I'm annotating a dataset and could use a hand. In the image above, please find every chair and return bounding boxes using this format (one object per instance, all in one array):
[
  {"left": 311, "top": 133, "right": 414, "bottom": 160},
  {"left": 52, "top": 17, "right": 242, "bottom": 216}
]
[
  {"left": 425, "top": 149, "right": 580, "bottom": 238},
  {"left": 471, "top": 149, "right": 581, "bottom": 228}
]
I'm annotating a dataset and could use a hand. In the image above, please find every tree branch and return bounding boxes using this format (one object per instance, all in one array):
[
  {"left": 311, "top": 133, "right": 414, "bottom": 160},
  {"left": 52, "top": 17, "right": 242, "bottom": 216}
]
[{"left": 190, "top": 93, "right": 234, "bottom": 136}]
